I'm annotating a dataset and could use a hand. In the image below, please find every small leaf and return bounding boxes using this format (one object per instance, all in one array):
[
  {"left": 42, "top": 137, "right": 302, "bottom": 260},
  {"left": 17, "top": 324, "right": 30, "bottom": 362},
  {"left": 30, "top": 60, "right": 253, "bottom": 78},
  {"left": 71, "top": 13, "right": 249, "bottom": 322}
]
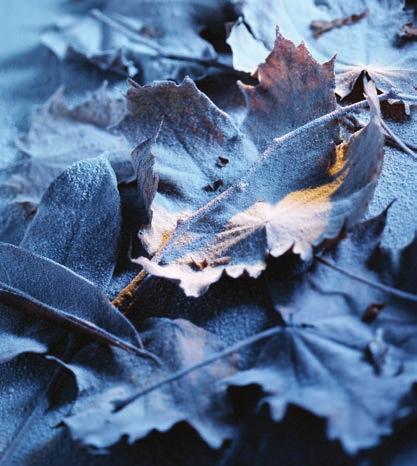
[{"left": 21, "top": 156, "right": 122, "bottom": 288}]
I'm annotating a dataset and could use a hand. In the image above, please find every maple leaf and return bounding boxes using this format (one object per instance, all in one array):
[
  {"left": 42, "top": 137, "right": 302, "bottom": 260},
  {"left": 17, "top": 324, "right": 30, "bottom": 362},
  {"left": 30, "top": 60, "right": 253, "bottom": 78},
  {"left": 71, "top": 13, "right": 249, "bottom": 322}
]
[
  {"left": 6, "top": 83, "right": 133, "bottom": 209},
  {"left": 42, "top": 0, "right": 235, "bottom": 81},
  {"left": 129, "top": 32, "right": 384, "bottom": 296},
  {"left": 223, "top": 210, "right": 417, "bottom": 453},
  {"left": 4, "top": 2, "right": 417, "bottom": 463},
  {"left": 228, "top": 0, "right": 417, "bottom": 99},
  {"left": 65, "top": 209, "right": 417, "bottom": 454}
]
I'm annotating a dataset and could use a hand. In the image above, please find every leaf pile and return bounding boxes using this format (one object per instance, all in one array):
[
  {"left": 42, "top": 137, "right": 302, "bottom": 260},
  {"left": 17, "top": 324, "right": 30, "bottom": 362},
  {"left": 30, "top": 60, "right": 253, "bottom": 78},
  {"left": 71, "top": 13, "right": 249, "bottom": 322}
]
[{"left": 1, "top": 1, "right": 417, "bottom": 465}]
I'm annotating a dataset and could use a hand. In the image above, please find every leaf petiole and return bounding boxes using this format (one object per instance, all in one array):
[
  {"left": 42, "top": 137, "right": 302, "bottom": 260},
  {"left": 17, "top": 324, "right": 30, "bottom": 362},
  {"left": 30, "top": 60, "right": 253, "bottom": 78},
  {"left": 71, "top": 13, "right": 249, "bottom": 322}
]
[
  {"left": 112, "top": 325, "right": 282, "bottom": 411},
  {"left": 316, "top": 256, "right": 417, "bottom": 302}
]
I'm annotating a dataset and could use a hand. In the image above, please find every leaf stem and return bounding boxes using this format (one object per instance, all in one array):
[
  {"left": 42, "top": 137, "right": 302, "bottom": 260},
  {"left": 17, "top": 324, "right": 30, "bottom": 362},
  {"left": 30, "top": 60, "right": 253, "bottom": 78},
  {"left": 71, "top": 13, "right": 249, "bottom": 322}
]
[
  {"left": 380, "top": 119, "right": 417, "bottom": 159},
  {"left": 316, "top": 256, "right": 417, "bottom": 302},
  {"left": 393, "top": 94, "right": 417, "bottom": 102},
  {"left": 112, "top": 326, "right": 282, "bottom": 411},
  {"left": 0, "top": 285, "right": 160, "bottom": 364}
]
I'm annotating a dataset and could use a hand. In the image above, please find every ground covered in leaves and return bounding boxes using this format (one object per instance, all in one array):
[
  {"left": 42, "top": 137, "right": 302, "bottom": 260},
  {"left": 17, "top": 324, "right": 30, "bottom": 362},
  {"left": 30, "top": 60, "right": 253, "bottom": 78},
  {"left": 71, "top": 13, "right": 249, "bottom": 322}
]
[{"left": 1, "top": 1, "right": 417, "bottom": 465}]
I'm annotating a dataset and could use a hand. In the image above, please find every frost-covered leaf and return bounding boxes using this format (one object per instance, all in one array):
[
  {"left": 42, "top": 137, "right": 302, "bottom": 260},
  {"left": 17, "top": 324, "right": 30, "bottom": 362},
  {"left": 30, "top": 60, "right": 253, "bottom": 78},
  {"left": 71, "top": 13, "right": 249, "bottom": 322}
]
[
  {"left": 0, "top": 154, "right": 157, "bottom": 465},
  {"left": 0, "top": 217, "right": 267, "bottom": 460},
  {"left": 21, "top": 156, "right": 121, "bottom": 288},
  {"left": 225, "top": 211, "right": 417, "bottom": 453},
  {"left": 7, "top": 83, "right": 132, "bottom": 208},
  {"left": 269, "top": 209, "right": 417, "bottom": 349},
  {"left": 134, "top": 32, "right": 384, "bottom": 296},
  {"left": 0, "top": 352, "right": 72, "bottom": 464},
  {"left": 0, "top": 358, "right": 133, "bottom": 466},
  {"left": 228, "top": 0, "right": 417, "bottom": 99},
  {"left": 238, "top": 31, "right": 336, "bottom": 150},
  {"left": 3, "top": 1, "right": 417, "bottom": 462},
  {"left": 64, "top": 318, "right": 237, "bottom": 450},
  {"left": 42, "top": 0, "right": 234, "bottom": 81},
  {"left": 64, "top": 210, "right": 417, "bottom": 453}
]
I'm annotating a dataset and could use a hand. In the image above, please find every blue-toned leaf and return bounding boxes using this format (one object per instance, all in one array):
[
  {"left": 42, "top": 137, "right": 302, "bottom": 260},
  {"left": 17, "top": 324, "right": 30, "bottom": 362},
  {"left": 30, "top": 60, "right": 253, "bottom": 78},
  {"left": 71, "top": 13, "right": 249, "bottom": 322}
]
[
  {"left": 118, "top": 76, "right": 257, "bottom": 256},
  {"left": 42, "top": 0, "right": 233, "bottom": 80},
  {"left": 21, "top": 156, "right": 121, "bottom": 288},
  {"left": 224, "top": 211, "right": 417, "bottom": 453},
  {"left": 133, "top": 32, "right": 384, "bottom": 296},
  {"left": 6, "top": 84, "right": 133, "bottom": 209}
]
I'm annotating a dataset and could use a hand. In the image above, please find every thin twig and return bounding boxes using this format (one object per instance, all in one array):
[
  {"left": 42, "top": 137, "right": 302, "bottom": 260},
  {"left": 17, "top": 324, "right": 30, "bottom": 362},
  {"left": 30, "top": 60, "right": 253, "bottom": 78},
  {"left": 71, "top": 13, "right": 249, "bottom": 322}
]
[
  {"left": 112, "top": 326, "right": 282, "bottom": 411},
  {"left": 343, "top": 113, "right": 417, "bottom": 154},
  {"left": 380, "top": 119, "right": 417, "bottom": 159},
  {"left": 0, "top": 285, "right": 160, "bottom": 365},
  {"left": 391, "top": 94, "right": 417, "bottom": 103},
  {"left": 90, "top": 9, "right": 238, "bottom": 73},
  {"left": 90, "top": 9, "right": 160, "bottom": 52},
  {"left": 316, "top": 256, "right": 417, "bottom": 302},
  {"left": 112, "top": 270, "right": 147, "bottom": 311}
]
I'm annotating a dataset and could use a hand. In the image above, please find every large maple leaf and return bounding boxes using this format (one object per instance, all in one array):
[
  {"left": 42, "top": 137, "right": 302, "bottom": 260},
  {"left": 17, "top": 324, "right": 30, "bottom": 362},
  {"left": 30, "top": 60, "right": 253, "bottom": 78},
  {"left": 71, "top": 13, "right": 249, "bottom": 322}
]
[
  {"left": 130, "top": 32, "right": 384, "bottom": 296},
  {"left": 224, "top": 209, "right": 417, "bottom": 453}
]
